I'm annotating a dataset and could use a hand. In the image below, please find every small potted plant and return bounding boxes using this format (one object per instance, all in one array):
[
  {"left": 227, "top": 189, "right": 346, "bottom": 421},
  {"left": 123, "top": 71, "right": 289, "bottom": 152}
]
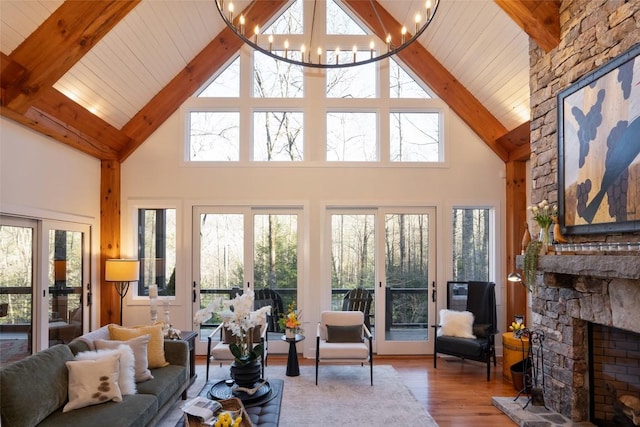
[{"left": 279, "top": 301, "right": 302, "bottom": 339}]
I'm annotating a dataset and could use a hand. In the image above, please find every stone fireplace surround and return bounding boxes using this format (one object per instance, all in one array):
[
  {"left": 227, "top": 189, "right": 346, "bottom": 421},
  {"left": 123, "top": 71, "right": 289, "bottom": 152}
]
[{"left": 525, "top": 253, "right": 640, "bottom": 422}]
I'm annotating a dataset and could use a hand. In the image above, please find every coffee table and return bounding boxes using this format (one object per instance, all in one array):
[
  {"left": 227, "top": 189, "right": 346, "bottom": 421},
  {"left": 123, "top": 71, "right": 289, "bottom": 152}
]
[{"left": 199, "top": 379, "right": 283, "bottom": 426}]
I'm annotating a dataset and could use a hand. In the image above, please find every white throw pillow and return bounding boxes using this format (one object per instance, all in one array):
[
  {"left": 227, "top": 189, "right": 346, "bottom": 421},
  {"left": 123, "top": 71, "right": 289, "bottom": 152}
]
[
  {"left": 438, "top": 309, "right": 476, "bottom": 338},
  {"left": 76, "top": 345, "right": 136, "bottom": 395},
  {"left": 95, "top": 335, "right": 154, "bottom": 382},
  {"left": 63, "top": 353, "right": 122, "bottom": 412}
]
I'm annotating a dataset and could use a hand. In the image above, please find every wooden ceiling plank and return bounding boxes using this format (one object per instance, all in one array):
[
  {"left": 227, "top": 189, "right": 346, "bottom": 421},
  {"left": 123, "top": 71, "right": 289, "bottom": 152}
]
[
  {"left": 494, "top": 0, "right": 560, "bottom": 53},
  {"left": 120, "top": 0, "right": 288, "bottom": 160},
  {"left": 34, "top": 88, "right": 134, "bottom": 156},
  {"left": 4, "top": 0, "right": 140, "bottom": 114},
  {"left": 343, "top": 0, "right": 510, "bottom": 162}
]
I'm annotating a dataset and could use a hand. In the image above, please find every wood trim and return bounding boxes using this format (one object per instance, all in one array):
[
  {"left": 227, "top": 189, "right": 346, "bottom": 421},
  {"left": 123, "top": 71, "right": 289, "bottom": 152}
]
[
  {"left": 3, "top": 0, "right": 140, "bottom": 114},
  {"left": 505, "top": 160, "right": 528, "bottom": 329},
  {"left": 120, "top": 0, "right": 288, "bottom": 161},
  {"left": 100, "top": 160, "right": 121, "bottom": 326},
  {"left": 343, "top": 0, "right": 510, "bottom": 162},
  {"left": 495, "top": 0, "right": 560, "bottom": 53}
]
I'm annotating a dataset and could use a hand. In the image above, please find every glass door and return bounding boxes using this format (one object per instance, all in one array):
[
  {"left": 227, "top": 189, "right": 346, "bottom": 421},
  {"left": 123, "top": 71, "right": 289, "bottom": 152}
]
[
  {"left": 327, "top": 207, "right": 436, "bottom": 355},
  {"left": 193, "top": 207, "right": 301, "bottom": 354},
  {"left": 43, "top": 222, "right": 90, "bottom": 349},
  {"left": 0, "top": 216, "right": 36, "bottom": 364},
  {"left": 376, "top": 209, "right": 436, "bottom": 354}
]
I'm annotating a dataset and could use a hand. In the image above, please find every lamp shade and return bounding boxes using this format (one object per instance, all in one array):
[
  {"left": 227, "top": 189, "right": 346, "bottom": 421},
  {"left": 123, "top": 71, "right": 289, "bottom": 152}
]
[{"left": 105, "top": 259, "right": 139, "bottom": 282}]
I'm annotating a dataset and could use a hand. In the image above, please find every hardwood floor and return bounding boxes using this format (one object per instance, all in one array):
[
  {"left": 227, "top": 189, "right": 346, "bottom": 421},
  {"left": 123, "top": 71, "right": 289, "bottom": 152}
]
[{"left": 196, "top": 354, "right": 518, "bottom": 426}]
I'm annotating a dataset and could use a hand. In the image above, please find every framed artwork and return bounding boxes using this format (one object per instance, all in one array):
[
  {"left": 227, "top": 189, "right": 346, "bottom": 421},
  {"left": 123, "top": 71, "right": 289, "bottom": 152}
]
[{"left": 558, "top": 43, "right": 640, "bottom": 235}]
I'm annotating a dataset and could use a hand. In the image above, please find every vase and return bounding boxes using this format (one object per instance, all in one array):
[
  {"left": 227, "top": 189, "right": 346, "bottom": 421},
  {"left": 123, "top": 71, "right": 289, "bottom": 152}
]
[
  {"left": 230, "top": 360, "right": 261, "bottom": 387},
  {"left": 521, "top": 222, "right": 531, "bottom": 254},
  {"left": 539, "top": 225, "right": 550, "bottom": 254},
  {"left": 285, "top": 328, "right": 296, "bottom": 339}
]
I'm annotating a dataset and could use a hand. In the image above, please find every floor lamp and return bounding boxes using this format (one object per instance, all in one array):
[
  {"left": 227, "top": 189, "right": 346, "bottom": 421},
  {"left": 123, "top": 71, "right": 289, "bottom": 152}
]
[{"left": 105, "top": 259, "right": 140, "bottom": 325}]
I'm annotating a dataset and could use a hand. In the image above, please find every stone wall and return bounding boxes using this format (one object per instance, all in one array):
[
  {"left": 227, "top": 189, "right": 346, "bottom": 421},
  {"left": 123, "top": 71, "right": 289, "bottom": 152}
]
[
  {"left": 526, "top": 0, "right": 640, "bottom": 422},
  {"left": 529, "top": 0, "right": 640, "bottom": 211}
]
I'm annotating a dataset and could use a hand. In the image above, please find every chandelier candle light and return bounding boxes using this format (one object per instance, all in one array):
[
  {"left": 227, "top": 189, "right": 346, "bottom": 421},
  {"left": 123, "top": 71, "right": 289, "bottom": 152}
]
[{"left": 215, "top": 0, "right": 440, "bottom": 69}]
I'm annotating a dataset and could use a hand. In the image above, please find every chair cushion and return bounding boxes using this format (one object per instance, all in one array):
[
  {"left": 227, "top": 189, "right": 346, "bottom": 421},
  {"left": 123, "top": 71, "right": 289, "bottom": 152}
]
[
  {"left": 438, "top": 309, "right": 476, "bottom": 338},
  {"left": 436, "top": 335, "right": 489, "bottom": 359},
  {"left": 326, "top": 324, "right": 362, "bottom": 343},
  {"left": 211, "top": 342, "right": 235, "bottom": 361},
  {"left": 317, "top": 340, "right": 369, "bottom": 360}
]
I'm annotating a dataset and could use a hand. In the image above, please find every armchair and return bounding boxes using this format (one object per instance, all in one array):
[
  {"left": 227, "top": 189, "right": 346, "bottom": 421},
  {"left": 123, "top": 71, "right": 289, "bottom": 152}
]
[
  {"left": 206, "top": 315, "right": 268, "bottom": 381},
  {"left": 315, "top": 310, "right": 373, "bottom": 386},
  {"left": 433, "top": 281, "right": 497, "bottom": 381}
]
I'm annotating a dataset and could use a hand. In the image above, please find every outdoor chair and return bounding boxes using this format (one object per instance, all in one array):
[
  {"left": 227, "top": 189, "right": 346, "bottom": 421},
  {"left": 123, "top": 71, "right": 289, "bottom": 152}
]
[
  {"left": 206, "top": 312, "right": 268, "bottom": 381},
  {"left": 315, "top": 310, "right": 373, "bottom": 385},
  {"left": 254, "top": 288, "right": 285, "bottom": 333},
  {"left": 433, "top": 281, "right": 497, "bottom": 381},
  {"left": 341, "top": 287, "right": 373, "bottom": 331}
]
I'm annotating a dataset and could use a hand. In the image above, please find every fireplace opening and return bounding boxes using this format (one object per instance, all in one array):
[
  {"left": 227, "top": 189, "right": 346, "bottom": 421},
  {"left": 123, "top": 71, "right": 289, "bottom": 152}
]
[{"left": 589, "top": 323, "right": 640, "bottom": 426}]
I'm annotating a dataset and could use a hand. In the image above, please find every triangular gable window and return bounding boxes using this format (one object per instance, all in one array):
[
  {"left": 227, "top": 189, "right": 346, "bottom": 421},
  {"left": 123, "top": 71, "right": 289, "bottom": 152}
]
[
  {"left": 326, "top": 0, "right": 366, "bottom": 35},
  {"left": 198, "top": 57, "right": 239, "bottom": 98},
  {"left": 264, "top": 0, "right": 303, "bottom": 34},
  {"left": 390, "top": 59, "right": 432, "bottom": 99}
]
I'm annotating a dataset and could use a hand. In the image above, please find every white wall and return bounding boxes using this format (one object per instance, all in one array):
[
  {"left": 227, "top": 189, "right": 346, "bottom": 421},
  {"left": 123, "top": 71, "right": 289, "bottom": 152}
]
[
  {"left": 0, "top": 117, "right": 101, "bottom": 330},
  {"left": 121, "top": 106, "right": 507, "bottom": 356}
]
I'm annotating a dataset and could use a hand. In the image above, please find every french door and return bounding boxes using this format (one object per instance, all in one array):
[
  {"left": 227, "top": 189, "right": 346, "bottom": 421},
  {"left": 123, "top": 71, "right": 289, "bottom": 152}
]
[
  {"left": 0, "top": 216, "right": 90, "bottom": 363},
  {"left": 328, "top": 207, "right": 436, "bottom": 355},
  {"left": 192, "top": 206, "right": 301, "bottom": 354}
]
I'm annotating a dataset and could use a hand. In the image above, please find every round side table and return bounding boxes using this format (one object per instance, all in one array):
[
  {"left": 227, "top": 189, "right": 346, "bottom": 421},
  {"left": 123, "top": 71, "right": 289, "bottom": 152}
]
[{"left": 281, "top": 334, "right": 305, "bottom": 376}]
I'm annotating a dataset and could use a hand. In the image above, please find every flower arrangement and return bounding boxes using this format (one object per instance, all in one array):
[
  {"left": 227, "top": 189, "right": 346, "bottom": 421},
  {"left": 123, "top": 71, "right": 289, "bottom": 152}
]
[
  {"left": 528, "top": 199, "right": 558, "bottom": 230},
  {"left": 509, "top": 321, "right": 526, "bottom": 338},
  {"left": 194, "top": 289, "right": 271, "bottom": 365},
  {"left": 278, "top": 301, "right": 302, "bottom": 333}
]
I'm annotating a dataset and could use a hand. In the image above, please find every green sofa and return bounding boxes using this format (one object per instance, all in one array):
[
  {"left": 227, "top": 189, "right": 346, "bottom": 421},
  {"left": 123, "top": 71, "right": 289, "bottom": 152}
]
[{"left": 0, "top": 325, "right": 189, "bottom": 427}]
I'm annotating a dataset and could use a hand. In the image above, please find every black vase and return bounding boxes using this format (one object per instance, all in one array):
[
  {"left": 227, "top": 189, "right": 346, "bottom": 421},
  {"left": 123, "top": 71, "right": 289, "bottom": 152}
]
[{"left": 230, "top": 360, "right": 261, "bottom": 388}]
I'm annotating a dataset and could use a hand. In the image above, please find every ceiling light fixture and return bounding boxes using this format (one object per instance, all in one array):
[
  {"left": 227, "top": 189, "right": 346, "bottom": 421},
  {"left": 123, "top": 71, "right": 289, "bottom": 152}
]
[{"left": 215, "top": 0, "right": 439, "bottom": 69}]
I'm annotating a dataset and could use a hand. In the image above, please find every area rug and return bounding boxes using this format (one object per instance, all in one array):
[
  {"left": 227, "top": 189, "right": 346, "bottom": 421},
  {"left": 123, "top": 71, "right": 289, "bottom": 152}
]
[{"left": 161, "top": 364, "right": 438, "bottom": 427}]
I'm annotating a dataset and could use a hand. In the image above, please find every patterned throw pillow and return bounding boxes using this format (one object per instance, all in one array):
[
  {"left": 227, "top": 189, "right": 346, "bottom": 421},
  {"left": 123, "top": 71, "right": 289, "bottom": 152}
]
[
  {"left": 108, "top": 324, "right": 169, "bottom": 368},
  {"left": 63, "top": 353, "right": 122, "bottom": 412},
  {"left": 76, "top": 345, "right": 136, "bottom": 395}
]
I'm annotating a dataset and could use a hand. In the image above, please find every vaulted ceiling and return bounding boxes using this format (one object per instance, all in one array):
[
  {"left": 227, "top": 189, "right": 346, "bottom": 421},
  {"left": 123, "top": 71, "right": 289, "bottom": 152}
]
[{"left": 0, "top": 0, "right": 560, "bottom": 163}]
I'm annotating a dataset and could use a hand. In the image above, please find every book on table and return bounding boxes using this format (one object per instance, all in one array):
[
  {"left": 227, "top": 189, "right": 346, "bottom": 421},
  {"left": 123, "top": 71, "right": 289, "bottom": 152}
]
[{"left": 182, "top": 396, "right": 222, "bottom": 425}]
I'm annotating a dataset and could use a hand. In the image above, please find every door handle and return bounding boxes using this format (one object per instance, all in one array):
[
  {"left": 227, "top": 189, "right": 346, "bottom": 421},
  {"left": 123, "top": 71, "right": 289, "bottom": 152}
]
[
  {"left": 431, "top": 281, "right": 436, "bottom": 302},
  {"left": 192, "top": 281, "right": 197, "bottom": 303}
]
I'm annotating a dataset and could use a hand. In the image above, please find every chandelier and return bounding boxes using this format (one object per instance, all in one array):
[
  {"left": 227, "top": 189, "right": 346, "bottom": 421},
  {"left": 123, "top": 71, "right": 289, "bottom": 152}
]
[{"left": 215, "top": 0, "right": 439, "bottom": 68}]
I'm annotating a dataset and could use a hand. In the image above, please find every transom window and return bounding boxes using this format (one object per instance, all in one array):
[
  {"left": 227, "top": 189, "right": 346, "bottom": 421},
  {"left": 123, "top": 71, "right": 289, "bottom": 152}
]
[{"left": 185, "top": 0, "right": 445, "bottom": 164}]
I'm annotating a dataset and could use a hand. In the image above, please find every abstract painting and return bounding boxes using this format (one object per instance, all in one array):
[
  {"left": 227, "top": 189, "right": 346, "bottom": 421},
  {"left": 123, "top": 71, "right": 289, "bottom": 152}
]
[{"left": 558, "top": 44, "right": 640, "bottom": 235}]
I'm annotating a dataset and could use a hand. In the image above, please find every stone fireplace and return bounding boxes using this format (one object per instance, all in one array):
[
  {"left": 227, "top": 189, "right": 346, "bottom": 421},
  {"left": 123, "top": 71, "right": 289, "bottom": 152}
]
[{"left": 531, "top": 253, "right": 640, "bottom": 423}]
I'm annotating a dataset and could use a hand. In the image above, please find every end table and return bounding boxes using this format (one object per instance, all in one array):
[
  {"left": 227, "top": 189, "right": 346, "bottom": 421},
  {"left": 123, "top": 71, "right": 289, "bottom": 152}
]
[{"left": 281, "top": 333, "right": 304, "bottom": 376}]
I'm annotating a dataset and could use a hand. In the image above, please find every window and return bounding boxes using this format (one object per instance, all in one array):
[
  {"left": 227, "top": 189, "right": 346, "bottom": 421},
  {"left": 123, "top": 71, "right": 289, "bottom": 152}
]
[
  {"left": 451, "top": 208, "right": 490, "bottom": 281},
  {"left": 188, "top": 111, "right": 239, "bottom": 161},
  {"left": 138, "top": 209, "right": 177, "bottom": 296},
  {"left": 184, "top": 0, "right": 445, "bottom": 164},
  {"left": 326, "top": 112, "right": 377, "bottom": 161},
  {"left": 253, "top": 111, "right": 304, "bottom": 161}
]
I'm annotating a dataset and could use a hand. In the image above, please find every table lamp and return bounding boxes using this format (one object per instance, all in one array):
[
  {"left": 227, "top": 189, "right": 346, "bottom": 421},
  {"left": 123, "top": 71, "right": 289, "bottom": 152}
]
[{"left": 105, "top": 259, "right": 140, "bottom": 325}]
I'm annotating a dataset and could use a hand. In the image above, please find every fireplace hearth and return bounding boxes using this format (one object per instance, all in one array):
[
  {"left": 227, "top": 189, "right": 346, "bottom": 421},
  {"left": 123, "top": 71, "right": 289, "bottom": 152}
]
[{"left": 516, "top": 254, "right": 640, "bottom": 423}]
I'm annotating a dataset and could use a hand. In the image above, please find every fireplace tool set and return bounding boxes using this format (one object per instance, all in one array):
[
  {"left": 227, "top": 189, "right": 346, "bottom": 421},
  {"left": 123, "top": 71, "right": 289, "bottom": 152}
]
[{"left": 513, "top": 328, "right": 547, "bottom": 409}]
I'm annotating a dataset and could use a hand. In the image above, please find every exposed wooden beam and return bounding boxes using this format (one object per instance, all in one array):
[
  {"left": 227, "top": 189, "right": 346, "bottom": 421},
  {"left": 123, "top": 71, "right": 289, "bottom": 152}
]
[
  {"left": 100, "top": 160, "right": 121, "bottom": 326},
  {"left": 34, "top": 88, "right": 133, "bottom": 158},
  {"left": 120, "top": 0, "right": 288, "bottom": 161},
  {"left": 0, "top": 103, "right": 118, "bottom": 160},
  {"left": 0, "top": 53, "right": 28, "bottom": 89},
  {"left": 495, "top": 0, "right": 560, "bottom": 53},
  {"left": 505, "top": 160, "right": 528, "bottom": 329},
  {"left": 497, "top": 121, "right": 531, "bottom": 161},
  {"left": 343, "top": 0, "right": 509, "bottom": 162},
  {"left": 3, "top": 0, "right": 140, "bottom": 114}
]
